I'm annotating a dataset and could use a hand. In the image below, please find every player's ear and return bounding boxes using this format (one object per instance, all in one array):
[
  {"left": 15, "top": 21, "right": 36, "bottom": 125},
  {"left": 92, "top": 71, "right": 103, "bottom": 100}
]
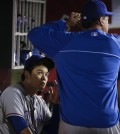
[
  {"left": 99, "top": 16, "right": 104, "bottom": 26},
  {"left": 24, "top": 70, "right": 30, "bottom": 79}
]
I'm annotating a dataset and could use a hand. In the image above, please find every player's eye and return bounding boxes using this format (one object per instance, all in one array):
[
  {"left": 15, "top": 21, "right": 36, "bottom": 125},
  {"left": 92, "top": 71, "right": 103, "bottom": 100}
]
[
  {"left": 37, "top": 71, "right": 43, "bottom": 75},
  {"left": 45, "top": 73, "right": 49, "bottom": 77}
]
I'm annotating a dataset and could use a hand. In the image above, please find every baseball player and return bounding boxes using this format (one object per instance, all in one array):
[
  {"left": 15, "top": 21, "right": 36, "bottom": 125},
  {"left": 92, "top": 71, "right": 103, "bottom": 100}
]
[
  {"left": 0, "top": 54, "right": 55, "bottom": 134},
  {"left": 27, "top": 0, "right": 120, "bottom": 134}
]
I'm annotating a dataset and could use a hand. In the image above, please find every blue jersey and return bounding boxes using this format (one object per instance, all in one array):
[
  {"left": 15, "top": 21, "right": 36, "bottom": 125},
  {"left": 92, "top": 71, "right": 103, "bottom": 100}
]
[{"left": 28, "top": 20, "right": 120, "bottom": 127}]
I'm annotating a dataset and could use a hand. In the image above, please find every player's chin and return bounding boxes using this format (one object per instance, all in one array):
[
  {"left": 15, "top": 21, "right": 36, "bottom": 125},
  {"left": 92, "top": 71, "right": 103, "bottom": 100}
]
[{"left": 39, "top": 84, "right": 46, "bottom": 89}]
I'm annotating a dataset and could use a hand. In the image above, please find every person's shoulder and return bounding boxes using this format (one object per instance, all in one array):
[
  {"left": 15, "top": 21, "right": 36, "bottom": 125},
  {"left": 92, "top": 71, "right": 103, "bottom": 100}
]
[
  {"left": 102, "top": 33, "right": 120, "bottom": 46},
  {"left": 1, "top": 84, "right": 23, "bottom": 97},
  {"left": 107, "top": 33, "right": 120, "bottom": 39}
]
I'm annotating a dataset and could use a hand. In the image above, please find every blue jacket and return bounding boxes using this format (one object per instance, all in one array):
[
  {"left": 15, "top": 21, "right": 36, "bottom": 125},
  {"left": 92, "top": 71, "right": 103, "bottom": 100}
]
[{"left": 28, "top": 20, "right": 120, "bottom": 127}]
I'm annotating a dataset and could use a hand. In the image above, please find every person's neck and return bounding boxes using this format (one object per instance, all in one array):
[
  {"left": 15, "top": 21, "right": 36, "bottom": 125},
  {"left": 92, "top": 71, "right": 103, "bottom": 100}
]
[
  {"left": 89, "top": 25, "right": 102, "bottom": 30},
  {"left": 20, "top": 81, "right": 36, "bottom": 96}
]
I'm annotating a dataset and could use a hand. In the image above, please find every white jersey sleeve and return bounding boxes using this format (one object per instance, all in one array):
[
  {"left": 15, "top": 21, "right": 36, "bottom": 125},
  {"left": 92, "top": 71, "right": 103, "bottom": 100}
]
[{"left": 1, "top": 84, "right": 25, "bottom": 118}]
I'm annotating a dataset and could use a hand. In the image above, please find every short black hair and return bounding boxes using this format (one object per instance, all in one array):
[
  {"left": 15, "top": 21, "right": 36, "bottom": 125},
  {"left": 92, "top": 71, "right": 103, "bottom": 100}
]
[{"left": 21, "top": 55, "right": 54, "bottom": 81}]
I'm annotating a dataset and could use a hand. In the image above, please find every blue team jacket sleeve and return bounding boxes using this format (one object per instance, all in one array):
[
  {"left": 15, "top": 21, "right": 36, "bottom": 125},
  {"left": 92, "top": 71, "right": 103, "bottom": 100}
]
[
  {"left": 27, "top": 20, "right": 76, "bottom": 57},
  {"left": 7, "top": 116, "right": 28, "bottom": 134}
]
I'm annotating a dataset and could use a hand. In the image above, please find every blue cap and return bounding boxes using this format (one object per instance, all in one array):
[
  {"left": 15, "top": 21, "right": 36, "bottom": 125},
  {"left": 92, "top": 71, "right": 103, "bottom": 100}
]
[
  {"left": 24, "top": 54, "right": 54, "bottom": 71},
  {"left": 81, "top": 0, "right": 114, "bottom": 20}
]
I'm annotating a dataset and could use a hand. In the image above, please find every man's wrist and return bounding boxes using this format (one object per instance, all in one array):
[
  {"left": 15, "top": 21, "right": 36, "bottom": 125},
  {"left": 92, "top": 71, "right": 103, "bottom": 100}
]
[{"left": 66, "top": 21, "right": 71, "bottom": 31}]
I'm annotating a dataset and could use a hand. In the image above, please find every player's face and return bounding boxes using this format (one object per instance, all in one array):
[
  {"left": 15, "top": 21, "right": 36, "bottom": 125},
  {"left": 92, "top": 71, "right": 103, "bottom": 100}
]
[
  {"left": 29, "top": 65, "right": 49, "bottom": 90},
  {"left": 101, "top": 16, "right": 109, "bottom": 33}
]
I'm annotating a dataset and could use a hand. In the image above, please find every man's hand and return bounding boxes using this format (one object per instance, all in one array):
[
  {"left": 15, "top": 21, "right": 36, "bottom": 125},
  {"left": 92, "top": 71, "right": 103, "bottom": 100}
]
[
  {"left": 66, "top": 12, "right": 81, "bottom": 30},
  {"left": 49, "top": 80, "right": 59, "bottom": 104}
]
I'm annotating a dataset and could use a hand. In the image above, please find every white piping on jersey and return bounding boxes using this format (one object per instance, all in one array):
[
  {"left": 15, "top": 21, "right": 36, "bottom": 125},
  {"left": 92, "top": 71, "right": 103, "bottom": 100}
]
[
  {"left": 6, "top": 113, "right": 24, "bottom": 118},
  {"left": 59, "top": 50, "right": 120, "bottom": 59}
]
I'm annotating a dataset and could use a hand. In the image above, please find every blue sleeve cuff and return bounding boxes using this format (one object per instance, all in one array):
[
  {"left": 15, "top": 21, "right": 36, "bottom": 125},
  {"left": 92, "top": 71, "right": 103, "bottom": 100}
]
[{"left": 7, "top": 116, "right": 28, "bottom": 134}]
